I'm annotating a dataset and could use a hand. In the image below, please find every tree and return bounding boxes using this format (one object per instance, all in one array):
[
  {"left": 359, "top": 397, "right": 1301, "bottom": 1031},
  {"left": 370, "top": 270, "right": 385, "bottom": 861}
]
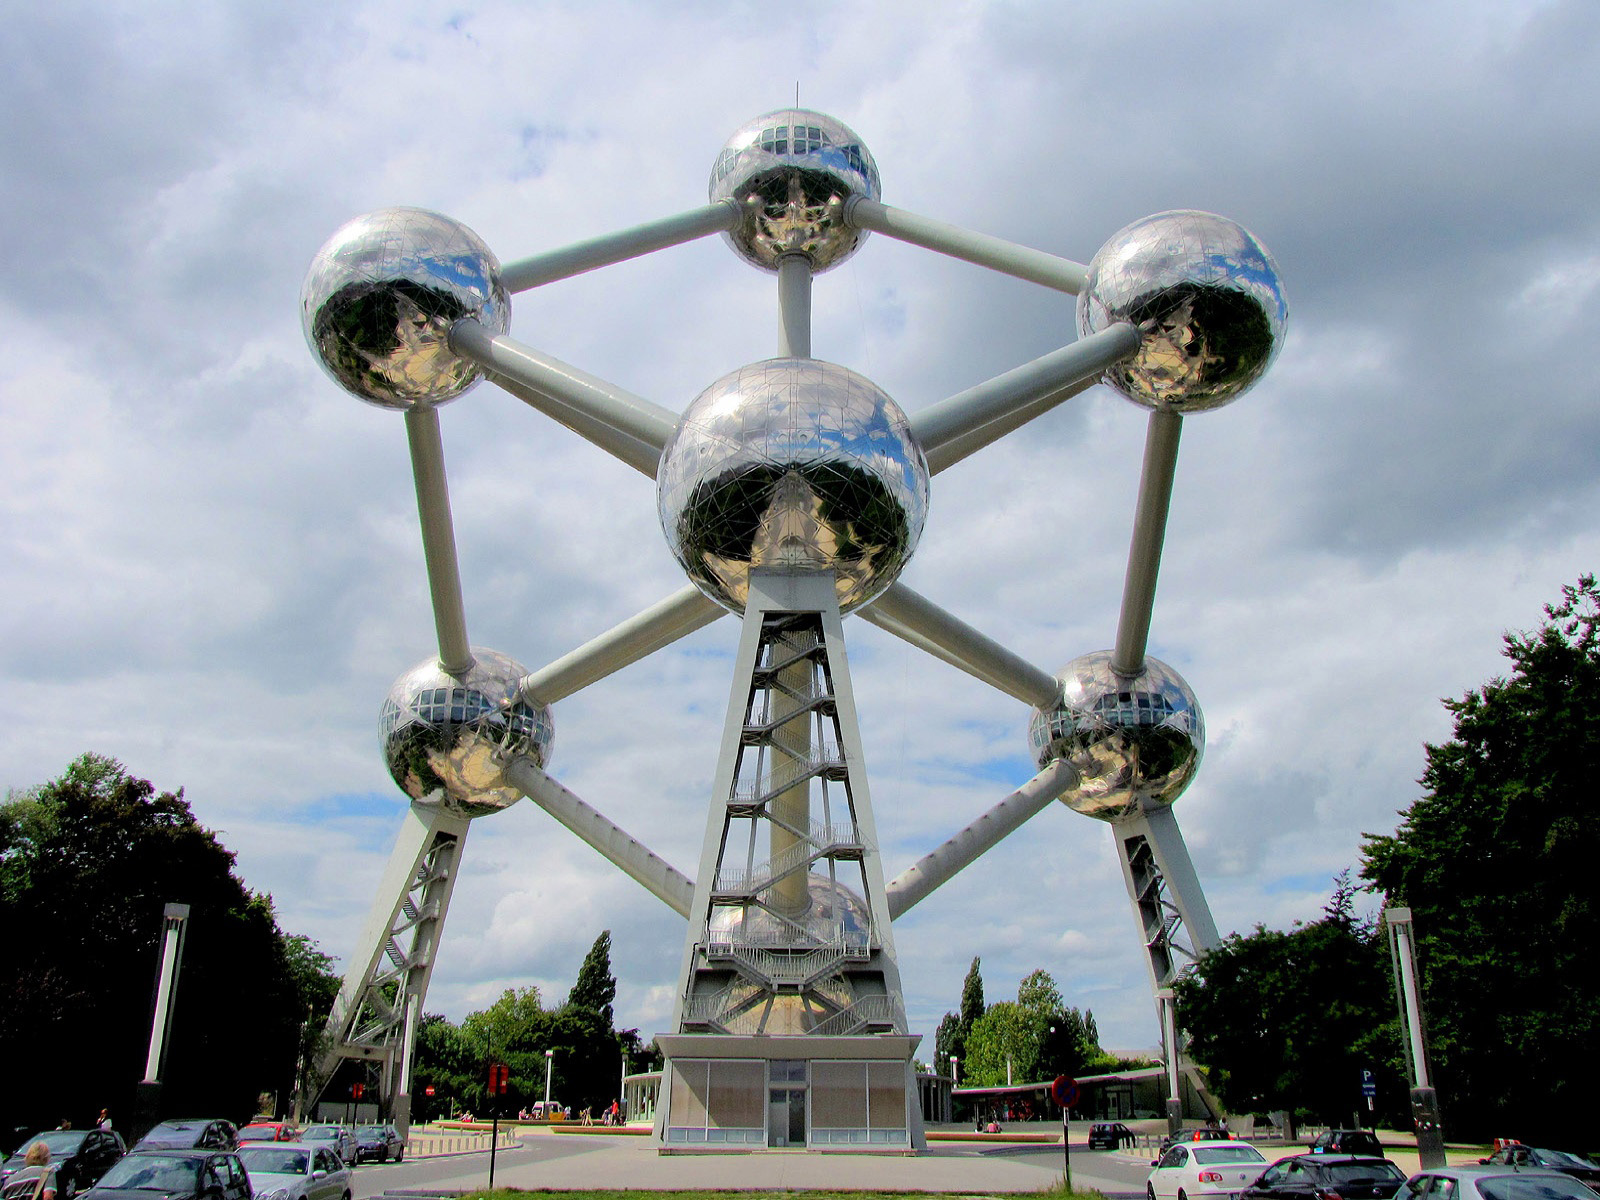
[
  {"left": 568, "top": 930, "right": 616, "bottom": 1028},
  {"left": 1361, "top": 575, "right": 1600, "bottom": 1142},
  {"left": 1173, "top": 874, "right": 1403, "bottom": 1127},
  {"left": 964, "top": 1001, "right": 1039, "bottom": 1087},
  {"left": 0, "top": 755, "right": 336, "bottom": 1134},
  {"left": 934, "top": 955, "right": 985, "bottom": 1075}
]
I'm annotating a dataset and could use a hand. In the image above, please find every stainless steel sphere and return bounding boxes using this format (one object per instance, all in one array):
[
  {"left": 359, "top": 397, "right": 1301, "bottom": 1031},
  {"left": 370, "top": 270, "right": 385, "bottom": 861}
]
[
  {"left": 1029, "top": 651, "right": 1204, "bottom": 821},
  {"left": 709, "top": 109, "right": 881, "bottom": 272},
  {"left": 379, "top": 647, "right": 554, "bottom": 818},
  {"left": 708, "top": 874, "right": 873, "bottom": 945},
  {"left": 657, "top": 358, "right": 928, "bottom": 615},
  {"left": 301, "top": 207, "right": 509, "bottom": 410},
  {"left": 1077, "top": 210, "right": 1287, "bottom": 413}
]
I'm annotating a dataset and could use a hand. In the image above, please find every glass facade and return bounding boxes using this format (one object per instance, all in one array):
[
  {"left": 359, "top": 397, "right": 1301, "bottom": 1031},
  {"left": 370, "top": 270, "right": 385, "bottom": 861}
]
[{"left": 663, "top": 1058, "right": 908, "bottom": 1147}]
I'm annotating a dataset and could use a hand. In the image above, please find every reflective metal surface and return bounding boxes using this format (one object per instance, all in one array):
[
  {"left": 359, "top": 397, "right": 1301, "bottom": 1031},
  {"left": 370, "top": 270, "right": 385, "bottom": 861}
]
[
  {"left": 1028, "top": 650, "right": 1204, "bottom": 820},
  {"left": 380, "top": 647, "right": 554, "bottom": 817},
  {"left": 302, "top": 207, "right": 510, "bottom": 410},
  {"left": 657, "top": 358, "right": 928, "bottom": 614},
  {"left": 1077, "top": 210, "right": 1287, "bottom": 413},
  {"left": 708, "top": 873, "right": 873, "bottom": 945},
  {"left": 709, "top": 109, "right": 881, "bottom": 272}
]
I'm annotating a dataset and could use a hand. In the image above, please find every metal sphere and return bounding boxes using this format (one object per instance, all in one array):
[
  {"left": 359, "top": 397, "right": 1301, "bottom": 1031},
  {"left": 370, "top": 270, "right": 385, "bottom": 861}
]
[
  {"left": 657, "top": 358, "right": 928, "bottom": 615},
  {"left": 709, "top": 109, "right": 881, "bottom": 272},
  {"left": 1077, "top": 210, "right": 1287, "bottom": 413},
  {"left": 1028, "top": 651, "right": 1204, "bottom": 821},
  {"left": 301, "top": 207, "right": 510, "bottom": 410},
  {"left": 379, "top": 648, "right": 554, "bottom": 818},
  {"left": 708, "top": 874, "right": 873, "bottom": 944}
]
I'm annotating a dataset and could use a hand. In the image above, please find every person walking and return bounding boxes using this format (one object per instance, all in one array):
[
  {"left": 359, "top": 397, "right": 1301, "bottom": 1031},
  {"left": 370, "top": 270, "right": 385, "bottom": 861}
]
[
  {"left": 96, "top": 1111, "right": 112, "bottom": 1132},
  {"left": 3, "top": 1143, "right": 58, "bottom": 1200}
]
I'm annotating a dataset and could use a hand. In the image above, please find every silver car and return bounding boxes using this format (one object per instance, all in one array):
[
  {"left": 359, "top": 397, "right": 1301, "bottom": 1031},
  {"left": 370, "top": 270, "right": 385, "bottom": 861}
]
[
  {"left": 236, "top": 1145, "right": 350, "bottom": 1200},
  {"left": 295, "top": 1129, "right": 357, "bottom": 1168},
  {"left": 1403, "top": 1165, "right": 1600, "bottom": 1200}
]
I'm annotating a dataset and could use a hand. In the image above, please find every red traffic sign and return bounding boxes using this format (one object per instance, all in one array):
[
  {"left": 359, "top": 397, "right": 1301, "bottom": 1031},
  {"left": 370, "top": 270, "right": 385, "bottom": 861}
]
[
  {"left": 424, "top": 1085, "right": 436, "bottom": 1097},
  {"left": 1052, "top": 1075, "right": 1080, "bottom": 1107},
  {"left": 488, "top": 1062, "right": 510, "bottom": 1095}
]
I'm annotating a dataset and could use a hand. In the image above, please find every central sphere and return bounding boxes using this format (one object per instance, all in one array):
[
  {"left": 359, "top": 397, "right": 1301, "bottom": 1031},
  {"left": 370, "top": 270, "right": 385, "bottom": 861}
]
[
  {"left": 1028, "top": 651, "right": 1204, "bottom": 821},
  {"left": 710, "top": 108, "right": 881, "bottom": 272},
  {"left": 380, "top": 648, "right": 554, "bottom": 818},
  {"left": 657, "top": 358, "right": 929, "bottom": 615}
]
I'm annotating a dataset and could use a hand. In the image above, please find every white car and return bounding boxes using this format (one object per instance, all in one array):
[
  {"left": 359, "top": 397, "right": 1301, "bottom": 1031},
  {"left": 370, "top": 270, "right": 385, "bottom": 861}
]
[
  {"left": 235, "top": 1144, "right": 351, "bottom": 1200},
  {"left": 1149, "top": 1141, "right": 1269, "bottom": 1200}
]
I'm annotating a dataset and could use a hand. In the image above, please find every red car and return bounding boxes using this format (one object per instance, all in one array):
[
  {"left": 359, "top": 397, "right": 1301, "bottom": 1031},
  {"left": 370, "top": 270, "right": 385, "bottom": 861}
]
[{"left": 236, "top": 1123, "right": 300, "bottom": 1144}]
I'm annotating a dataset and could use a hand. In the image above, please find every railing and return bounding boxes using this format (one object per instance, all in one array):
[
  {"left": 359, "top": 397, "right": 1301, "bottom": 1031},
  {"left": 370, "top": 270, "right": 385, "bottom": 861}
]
[
  {"left": 705, "top": 936, "right": 871, "bottom": 988},
  {"left": 731, "top": 747, "right": 847, "bottom": 808},
  {"left": 713, "top": 821, "right": 865, "bottom": 893},
  {"left": 808, "top": 992, "right": 902, "bottom": 1036}
]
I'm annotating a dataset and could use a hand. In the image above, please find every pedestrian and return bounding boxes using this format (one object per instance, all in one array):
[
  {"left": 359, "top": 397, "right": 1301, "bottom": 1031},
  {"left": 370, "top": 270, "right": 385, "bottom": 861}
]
[
  {"left": 4, "top": 1143, "right": 58, "bottom": 1200},
  {"left": 96, "top": 1110, "right": 112, "bottom": 1132}
]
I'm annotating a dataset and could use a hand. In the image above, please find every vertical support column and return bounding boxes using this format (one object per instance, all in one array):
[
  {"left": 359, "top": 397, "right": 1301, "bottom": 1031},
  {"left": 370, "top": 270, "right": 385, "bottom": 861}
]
[{"left": 777, "top": 254, "right": 812, "bottom": 358}]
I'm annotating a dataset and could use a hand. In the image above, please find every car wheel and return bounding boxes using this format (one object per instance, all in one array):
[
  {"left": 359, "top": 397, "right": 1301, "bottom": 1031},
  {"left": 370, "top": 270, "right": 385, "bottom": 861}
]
[
  {"left": 394, "top": 1149, "right": 403, "bottom": 1163},
  {"left": 1179, "top": 1190, "right": 1188, "bottom": 1200},
  {"left": 1148, "top": 1186, "right": 1157, "bottom": 1200}
]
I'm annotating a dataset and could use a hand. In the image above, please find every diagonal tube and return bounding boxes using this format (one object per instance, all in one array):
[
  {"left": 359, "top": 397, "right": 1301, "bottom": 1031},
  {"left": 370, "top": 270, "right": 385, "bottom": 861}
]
[
  {"left": 861, "top": 583, "right": 1061, "bottom": 709},
  {"left": 519, "top": 585, "right": 725, "bottom": 705},
  {"left": 404, "top": 407, "right": 474, "bottom": 675},
  {"left": 911, "top": 324, "right": 1140, "bottom": 473},
  {"left": 846, "top": 196, "right": 1091, "bottom": 293},
  {"left": 450, "top": 320, "right": 678, "bottom": 474},
  {"left": 1111, "top": 408, "right": 1183, "bottom": 676},
  {"left": 501, "top": 201, "right": 741, "bottom": 293},
  {"left": 886, "top": 760, "right": 1079, "bottom": 917},
  {"left": 504, "top": 756, "right": 695, "bottom": 917}
]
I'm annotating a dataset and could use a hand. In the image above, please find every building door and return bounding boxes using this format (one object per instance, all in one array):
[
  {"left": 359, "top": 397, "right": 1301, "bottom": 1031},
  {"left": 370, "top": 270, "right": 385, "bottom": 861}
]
[{"left": 767, "top": 1087, "right": 806, "bottom": 1147}]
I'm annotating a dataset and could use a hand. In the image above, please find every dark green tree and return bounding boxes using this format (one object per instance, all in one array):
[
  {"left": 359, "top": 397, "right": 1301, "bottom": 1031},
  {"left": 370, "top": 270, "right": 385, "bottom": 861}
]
[
  {"left": 934, "top": 956, "right": 985, "bottom": 1078},
  {"left": 568, "top": 930, "right": 617, "bottom": 1028},
  {"left": 0, "top": 755, "right": 336, "bottom": 1135},
  {"left": 1173, "top": 873, "right": 1402, "bottom": 1129},
  {"left": 1361, "top": 575, "right": 1600, "bottom": 1142}
]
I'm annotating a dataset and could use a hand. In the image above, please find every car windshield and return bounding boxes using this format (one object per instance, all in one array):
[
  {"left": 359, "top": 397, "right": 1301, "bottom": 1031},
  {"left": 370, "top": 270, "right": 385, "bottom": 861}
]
[
  {"left": 355, "top": 1127, "right": 384, "bottom": 1136},
  {"left": 1325, "top": 1162, "right": 1405, "bottom": 1184},
  {"left": 301, "top": 1129, "right": 338, "bottom": 1140},
  {"left": 96, "top": 1157, "right": 199, "bottom": 1192},
  {"left": 1477, "top": 1176, "right": 1600, "bottom": 1200},
  {"left": 236, "top": 1129, "right": 278, "bottom": 1141},
  {"left": 236, "top": 1148, "right": 310, "bottom": 1176},
  {"left": 9, "top": 1133, "right": 84, "bottom": 1160},
  {"left": 1194, "top": 1146, "right": 1266, "bottom": 1165},
  {"left": 1532, "top": 1150, "right": 1598, "bottom": 1169}
]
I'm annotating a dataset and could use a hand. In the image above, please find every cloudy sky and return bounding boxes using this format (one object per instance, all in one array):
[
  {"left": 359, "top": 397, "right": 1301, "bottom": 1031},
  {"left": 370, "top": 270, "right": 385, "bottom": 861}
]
[{"left": 3, "top": 2, "right": 1598, "bottom": 1062}]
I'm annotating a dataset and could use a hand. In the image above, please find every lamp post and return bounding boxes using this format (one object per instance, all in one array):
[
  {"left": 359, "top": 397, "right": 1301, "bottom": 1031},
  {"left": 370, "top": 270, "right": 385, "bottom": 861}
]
[
  {"left": 544, "top": 1049, "right": 554, "bottom": 1110},
  {"left": 619, "top": 1050, "right": 629, "bottom": 1124}
]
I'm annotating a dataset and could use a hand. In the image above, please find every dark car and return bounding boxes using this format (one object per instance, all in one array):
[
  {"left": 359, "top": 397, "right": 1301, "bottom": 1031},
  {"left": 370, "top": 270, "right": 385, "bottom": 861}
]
[
  {"left": 1478, "top": 1146, "right": 1600, "bottom": 1185},
  {"left": 81, "top": 1150, "right": 250, "bottom": 1200},
  {"left": 0, "top": 1130, "right": 126, "bottom": 1200},
  {"left": 1160, "top": 1127, "right": 1233, "bottom": 1153},
  {"left": 350, "top": 1126, "right": 403, "bottom": 1164},
  {"left": 1311, "top": 1129, "right": 1386, "bottom": 1158},
  {"left": 1089, "top": 1122, "right": 1135, "bottom": 1150},
  {"left": 1245, "top": 1153, "right": 1408, "bottom": 1200},
  {"left": 130, "top": 1121, "right": 237, "bottom": 1154}
]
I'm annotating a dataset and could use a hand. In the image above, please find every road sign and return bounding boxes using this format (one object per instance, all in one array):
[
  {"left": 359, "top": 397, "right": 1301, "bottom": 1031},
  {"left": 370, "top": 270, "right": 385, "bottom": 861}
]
[
  {"left": 1361, "top": 1068, "right": 1376, "bottom": 1097},
  {"left": 1052, "top": 1075, "right": 1080, "bottom": 1107}
]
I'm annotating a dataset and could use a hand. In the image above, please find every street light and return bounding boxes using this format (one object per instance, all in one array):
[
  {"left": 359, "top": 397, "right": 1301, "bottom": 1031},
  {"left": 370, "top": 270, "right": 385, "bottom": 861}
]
[{"left": 544, "top": 1048, "right": 554, "bottom": 1108}]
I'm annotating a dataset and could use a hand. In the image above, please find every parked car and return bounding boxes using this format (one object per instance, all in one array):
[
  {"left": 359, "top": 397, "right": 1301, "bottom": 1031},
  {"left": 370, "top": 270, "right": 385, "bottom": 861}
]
[
  {"left": 237, "top": 1123, "right": 300, "bottom": 1145},
  {"left": 1402, "top": 1165, "right": 1600, "bottom": 1200},
  {"left": 1160, "top": 1127, "right": 1235, "bottom": 1154},
  {"left": 235, "top": 1144, "right": 351, "bottom": 1200},
  {"left": 1148, "top": 1141, "right": 1268, "bottom": 1200},
  {"left": 1477, "top": 1147, "right": 1600, "bottom": 1185},
  {"left": 1090, "top": 1122, "right": 1136, "bottom": 1150},
  {"left": 1, "top": 1130, "right": 126, "bottom": 1200},
  {"left": 131, "top": 1120, "right": 237, "bottom": 1153},
  {"left": 350, "top": 1127, "right": 403, "bottom": 1164},
  {"left": 81, "top": 1150, "right": 249, "bottom": 1200},
  {"left": 1310, "top": 1129, "right": 1387, "bottom": 1158},
  {"left": 297, "top": 1129, "right": 356, "bottom": 1167},
  {"left": 1244, "top": 1154, "right": 1408, "bottom": 1200}
]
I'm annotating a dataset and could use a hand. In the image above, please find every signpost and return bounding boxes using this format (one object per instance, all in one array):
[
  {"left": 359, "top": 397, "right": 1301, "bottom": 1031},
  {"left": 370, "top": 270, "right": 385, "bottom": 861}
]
[{"left": 1053, "top": 1075, "right": 1080, "bottom": 1192}]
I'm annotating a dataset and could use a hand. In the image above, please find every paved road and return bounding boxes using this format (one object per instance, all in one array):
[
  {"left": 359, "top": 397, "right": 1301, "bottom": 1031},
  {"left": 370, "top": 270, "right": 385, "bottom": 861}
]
[{"left": 351, "top": 1132, "right": 1155, "bottom": 1196}]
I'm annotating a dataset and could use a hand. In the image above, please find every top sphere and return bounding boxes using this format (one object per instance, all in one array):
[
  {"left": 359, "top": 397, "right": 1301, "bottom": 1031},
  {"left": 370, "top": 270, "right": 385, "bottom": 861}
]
[
  {"left": 1077, "top": 210, "right": 1287, "bottom": 413},
  {"left": 301, "top": 207, "right": 510, "bottom": 410},
  {"left": 709, "top": 109, "right": 881, "bottom": 272},
  {"left": 1029, "top": 651, "right": 1204, "bottom": 821},
  {"left": 657, "top": 358, "right": 928, "bottom": 615},
  {"left": 380, "top": 647, "right": 554, "bottom": 818}
]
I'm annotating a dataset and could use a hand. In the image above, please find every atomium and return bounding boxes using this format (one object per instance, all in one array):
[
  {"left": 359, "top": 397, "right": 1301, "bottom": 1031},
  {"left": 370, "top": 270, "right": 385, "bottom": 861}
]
[
  {"left": 379, "top": 648, "right": 554, "bottom": 818},
  {"left": 657, "top": 357, "right": 929, "bottom": 615},
  {"left": 301, "top": 207, "right": 510, "bottom": 410},
  {"left": 707, "top": 874, "right": 874, "bottom": 945},
  {"left": 710, "top": 108, "right": 882, "bottom": 272},
  {"left": 1029, "top": 651, "right": 1205, "bottom": 820},
  {"left": 1078, "top": 210, "right": 1287, "bottom": 413}
]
